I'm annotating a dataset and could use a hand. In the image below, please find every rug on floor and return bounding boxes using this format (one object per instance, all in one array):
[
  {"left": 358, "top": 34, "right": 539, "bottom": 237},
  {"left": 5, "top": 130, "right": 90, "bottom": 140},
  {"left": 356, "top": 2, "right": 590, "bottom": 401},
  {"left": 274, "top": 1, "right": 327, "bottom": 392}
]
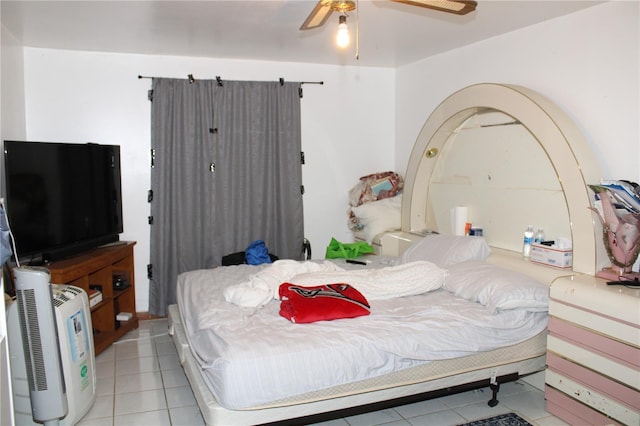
[{"left": 459, "top": 412, "right": 532, "bottom": 426}]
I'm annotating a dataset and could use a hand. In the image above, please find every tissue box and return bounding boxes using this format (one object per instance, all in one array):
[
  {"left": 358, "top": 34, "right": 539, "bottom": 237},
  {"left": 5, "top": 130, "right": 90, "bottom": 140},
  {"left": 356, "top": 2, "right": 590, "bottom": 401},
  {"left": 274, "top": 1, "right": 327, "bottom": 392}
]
[{"left": 530, "top": 243, "right": 573, "bottom": 268}]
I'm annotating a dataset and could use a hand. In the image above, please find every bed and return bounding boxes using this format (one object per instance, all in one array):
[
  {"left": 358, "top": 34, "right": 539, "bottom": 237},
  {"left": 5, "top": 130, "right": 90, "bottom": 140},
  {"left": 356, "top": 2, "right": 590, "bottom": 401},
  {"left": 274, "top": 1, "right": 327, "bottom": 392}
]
[{"left": 168, "top": 83, "right": 603, "bottom": 425}]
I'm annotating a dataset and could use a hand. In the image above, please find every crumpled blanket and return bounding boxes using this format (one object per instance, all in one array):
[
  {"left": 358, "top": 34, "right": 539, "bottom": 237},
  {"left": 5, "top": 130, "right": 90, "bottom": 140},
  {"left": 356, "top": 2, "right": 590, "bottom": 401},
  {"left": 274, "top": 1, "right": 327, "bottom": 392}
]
[
  {"left": 279, "top": 283, "right": 370, "bottom": 323},
  {"left": 224, "top": 259, "right": 446, "bottom": 307},
  {"left": 289, "top": 261, "right": 446, "bottom": 301},
  {"left": 223, "top": 260, "right": 344, "bottom": 307}
]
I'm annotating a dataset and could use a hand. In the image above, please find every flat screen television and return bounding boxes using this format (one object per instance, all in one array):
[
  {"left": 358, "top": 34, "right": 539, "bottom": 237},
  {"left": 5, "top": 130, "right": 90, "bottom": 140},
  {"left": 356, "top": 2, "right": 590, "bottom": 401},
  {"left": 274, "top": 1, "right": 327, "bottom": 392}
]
[{"left": 3, "top": 141, "right": 123, "bottom": 263}]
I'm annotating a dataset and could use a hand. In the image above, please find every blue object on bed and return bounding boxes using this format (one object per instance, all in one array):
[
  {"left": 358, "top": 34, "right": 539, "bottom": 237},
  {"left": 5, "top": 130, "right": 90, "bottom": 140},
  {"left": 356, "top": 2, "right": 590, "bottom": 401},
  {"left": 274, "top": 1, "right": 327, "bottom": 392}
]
[{"left": 245, "top": 240, "right": 273, "bottom": 265}]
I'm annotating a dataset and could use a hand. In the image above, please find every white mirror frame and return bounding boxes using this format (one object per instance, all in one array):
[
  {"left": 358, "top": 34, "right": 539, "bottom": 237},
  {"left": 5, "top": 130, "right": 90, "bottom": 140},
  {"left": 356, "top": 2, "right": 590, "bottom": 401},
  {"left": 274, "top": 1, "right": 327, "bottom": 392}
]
[{"left": 402, "top": 83, "right": 602, "bottom": 275}]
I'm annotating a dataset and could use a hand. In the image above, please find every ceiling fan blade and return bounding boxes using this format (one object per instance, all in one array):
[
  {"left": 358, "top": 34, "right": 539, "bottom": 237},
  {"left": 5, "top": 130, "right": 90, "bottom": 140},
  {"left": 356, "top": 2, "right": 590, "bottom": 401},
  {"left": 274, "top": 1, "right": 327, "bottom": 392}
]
[
  {"left": 391, "top": 0, "right": 477, "bottom": 15},
  {"left": 300, "top": 1, "right": 334, "bottom": 30}
]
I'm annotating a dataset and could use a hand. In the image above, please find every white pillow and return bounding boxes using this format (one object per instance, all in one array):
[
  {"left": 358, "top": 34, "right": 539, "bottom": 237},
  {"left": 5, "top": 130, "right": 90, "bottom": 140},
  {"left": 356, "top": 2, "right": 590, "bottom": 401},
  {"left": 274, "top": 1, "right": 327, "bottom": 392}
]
[
  {"left": 350, "top": 195, "right": 402, "bottom": 242},
  {"left": 399, "top": 234, "right": 491, "bottom": 267},
  {"left": 444, "top": 260, "right": 549, "bottom": 314}
]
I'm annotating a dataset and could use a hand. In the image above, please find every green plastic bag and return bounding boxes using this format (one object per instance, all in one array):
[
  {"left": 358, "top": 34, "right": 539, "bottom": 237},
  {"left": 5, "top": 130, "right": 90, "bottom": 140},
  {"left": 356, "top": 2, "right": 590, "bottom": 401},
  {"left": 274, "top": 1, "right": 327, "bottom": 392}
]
[{"left": 325, "top": 237, "right": 375, "bottom": 259}]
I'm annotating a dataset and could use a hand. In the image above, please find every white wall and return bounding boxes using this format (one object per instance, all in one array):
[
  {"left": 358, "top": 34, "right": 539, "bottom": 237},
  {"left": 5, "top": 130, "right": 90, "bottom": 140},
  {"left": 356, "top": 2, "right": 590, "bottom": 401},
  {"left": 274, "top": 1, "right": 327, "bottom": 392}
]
[
  {"left": 1, "top": 23, "right": 26, "bottom": 426},
  {"left": 1, "top": 26, "right": 27, "bottom": 143},
  {"left": 395, "top": 1, "right": 639, "bottom": 182},
  {"left": 20, "top": 50, "right": 395, "bottom": 311}
]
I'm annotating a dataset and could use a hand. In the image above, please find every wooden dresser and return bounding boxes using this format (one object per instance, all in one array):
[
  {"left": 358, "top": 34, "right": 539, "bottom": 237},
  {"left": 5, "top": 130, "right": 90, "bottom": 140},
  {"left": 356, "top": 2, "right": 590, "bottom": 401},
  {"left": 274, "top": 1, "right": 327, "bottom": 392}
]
[
  {"left": 47, "top": 241, "right": 138, "bottom": 355},
  {"left": 545, "top": 274, "right": 640, "bottom": 425}
]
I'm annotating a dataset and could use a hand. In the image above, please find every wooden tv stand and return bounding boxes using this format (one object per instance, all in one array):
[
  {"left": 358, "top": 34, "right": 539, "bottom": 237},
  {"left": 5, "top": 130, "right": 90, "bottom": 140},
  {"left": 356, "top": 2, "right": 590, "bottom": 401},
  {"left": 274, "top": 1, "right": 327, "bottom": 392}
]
[{"left": 47, "top": 241, "right": 138, "bottom": 355}]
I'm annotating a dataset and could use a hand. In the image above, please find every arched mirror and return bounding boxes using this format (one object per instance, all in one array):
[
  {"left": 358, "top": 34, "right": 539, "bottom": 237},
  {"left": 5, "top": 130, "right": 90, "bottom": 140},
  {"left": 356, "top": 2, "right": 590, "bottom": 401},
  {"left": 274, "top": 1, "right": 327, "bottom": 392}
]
[{"left": 401, "top": 84, "right": 603, "bottom": 275}]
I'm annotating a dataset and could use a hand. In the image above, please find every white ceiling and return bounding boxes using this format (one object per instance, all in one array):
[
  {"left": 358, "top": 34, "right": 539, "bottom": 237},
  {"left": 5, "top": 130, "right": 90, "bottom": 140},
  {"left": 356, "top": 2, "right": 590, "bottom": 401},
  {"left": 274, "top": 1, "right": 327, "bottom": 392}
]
[{"left": 2, "top": 0, "right": 603, "bottom": 68}]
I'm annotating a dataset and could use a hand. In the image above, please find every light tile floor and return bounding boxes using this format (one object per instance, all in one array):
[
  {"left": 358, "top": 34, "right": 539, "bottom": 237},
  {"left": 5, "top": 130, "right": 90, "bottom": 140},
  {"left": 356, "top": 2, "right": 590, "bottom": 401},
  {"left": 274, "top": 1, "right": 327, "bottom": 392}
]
[{"left": 78, "top": 319, "right": 569, "bottom": 426}]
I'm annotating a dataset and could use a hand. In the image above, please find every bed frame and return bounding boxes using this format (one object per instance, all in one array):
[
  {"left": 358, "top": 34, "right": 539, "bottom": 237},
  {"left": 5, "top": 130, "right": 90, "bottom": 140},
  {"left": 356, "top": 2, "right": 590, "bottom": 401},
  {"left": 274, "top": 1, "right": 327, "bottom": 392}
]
[{"left": 168, "top": 83, "right": 603, "bottom": 425}]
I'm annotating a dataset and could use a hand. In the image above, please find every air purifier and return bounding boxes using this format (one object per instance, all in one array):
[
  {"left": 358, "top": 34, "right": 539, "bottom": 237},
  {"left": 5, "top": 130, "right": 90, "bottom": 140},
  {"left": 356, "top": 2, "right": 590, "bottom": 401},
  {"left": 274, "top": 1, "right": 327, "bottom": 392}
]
[{"left": 9, "top": 267, "right": 96, "bottom": 426}]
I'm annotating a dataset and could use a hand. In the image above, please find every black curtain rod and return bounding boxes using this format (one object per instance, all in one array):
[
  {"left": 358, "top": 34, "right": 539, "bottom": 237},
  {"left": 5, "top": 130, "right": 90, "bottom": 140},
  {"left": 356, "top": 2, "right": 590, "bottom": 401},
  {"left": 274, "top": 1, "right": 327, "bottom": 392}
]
[{"left": 137, "top": 75, "right": 323, "bottom": 86}]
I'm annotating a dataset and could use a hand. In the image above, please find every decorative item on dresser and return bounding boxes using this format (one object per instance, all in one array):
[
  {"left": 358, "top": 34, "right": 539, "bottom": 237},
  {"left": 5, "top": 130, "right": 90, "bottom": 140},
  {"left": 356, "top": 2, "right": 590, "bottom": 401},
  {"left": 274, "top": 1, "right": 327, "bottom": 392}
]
[
  {"left": 46, "top": 241, "right": 138, "bottom": 355},
  {"left": 545, "top": 274, "right": 640, "bottom": 425}
]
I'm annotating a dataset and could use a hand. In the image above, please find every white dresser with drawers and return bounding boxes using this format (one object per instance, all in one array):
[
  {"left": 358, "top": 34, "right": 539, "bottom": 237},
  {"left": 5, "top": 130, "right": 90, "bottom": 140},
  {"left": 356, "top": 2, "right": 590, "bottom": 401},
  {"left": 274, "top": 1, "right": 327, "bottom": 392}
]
[{"left": 545, "top": 274, "right": 640, "bottom": 425}]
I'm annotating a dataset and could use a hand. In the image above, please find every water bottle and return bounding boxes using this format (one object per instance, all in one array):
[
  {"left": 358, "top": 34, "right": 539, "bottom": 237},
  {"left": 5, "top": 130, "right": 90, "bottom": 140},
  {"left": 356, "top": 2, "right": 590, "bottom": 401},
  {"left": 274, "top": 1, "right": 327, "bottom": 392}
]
[
  {"left": 534, "top": 228, "right": 545, "bottom": 244},
  {"left": 523, "top": 225, "right": 534, "bottom": 258}
]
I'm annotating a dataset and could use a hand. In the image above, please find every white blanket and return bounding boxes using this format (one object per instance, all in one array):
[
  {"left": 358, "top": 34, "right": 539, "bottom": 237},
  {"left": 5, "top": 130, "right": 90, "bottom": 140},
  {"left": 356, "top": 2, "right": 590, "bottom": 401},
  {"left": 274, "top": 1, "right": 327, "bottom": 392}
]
[
  {"left": 223, "top": 259, "right": 446, "bottom": 307},
  {"left": 223, "top": 260, "right": 344, "bottom": 307}
]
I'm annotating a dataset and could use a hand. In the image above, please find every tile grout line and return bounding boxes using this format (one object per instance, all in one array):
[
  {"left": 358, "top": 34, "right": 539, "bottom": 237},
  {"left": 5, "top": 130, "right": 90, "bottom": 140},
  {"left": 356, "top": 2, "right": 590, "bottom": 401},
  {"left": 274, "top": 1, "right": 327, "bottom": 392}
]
[{"left": 154, "top": 330, "right": 174, "bottom": 425}]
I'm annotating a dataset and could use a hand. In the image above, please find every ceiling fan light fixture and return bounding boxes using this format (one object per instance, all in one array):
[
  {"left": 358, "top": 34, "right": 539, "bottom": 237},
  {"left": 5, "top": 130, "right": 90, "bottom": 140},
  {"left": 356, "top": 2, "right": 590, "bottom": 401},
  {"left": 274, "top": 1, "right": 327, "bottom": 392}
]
[
  {"left": 301, "top": 0, "right": 357, "bottom": 30},
  {"left": 327, "top": 0, "right": 356, "bottom": 13},
  {"left": 336, "top": 14, "right": 350, "bottom": 48}
]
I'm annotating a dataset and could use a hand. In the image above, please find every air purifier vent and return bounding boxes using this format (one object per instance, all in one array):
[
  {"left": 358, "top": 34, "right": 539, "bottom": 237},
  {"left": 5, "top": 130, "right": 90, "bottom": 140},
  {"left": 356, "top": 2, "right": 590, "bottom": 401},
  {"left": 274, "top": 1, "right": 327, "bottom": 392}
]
[
  {"left": 54, "top": 295, "right": 69, "bottom": 306},
  {"left": 52, "top": 286, "right": 82, "bottom": 307},
  {"left": 16, "top": 288, "right": 48, "bottom": 392}
]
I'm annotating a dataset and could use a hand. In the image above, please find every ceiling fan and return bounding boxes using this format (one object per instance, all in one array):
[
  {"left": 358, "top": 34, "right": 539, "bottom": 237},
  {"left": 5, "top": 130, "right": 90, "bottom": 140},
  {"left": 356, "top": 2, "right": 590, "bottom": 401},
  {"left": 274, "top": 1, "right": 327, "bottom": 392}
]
[{"left": 300, "top": 0, "right": 478, "bottom": 31}]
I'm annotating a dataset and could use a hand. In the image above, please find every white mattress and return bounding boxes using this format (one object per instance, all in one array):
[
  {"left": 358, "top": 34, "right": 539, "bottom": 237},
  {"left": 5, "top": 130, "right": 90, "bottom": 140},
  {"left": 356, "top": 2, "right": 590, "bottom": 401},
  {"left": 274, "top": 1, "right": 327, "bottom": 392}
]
[{"left": 176, "top": 262, "right": 547, "bottom": 409}]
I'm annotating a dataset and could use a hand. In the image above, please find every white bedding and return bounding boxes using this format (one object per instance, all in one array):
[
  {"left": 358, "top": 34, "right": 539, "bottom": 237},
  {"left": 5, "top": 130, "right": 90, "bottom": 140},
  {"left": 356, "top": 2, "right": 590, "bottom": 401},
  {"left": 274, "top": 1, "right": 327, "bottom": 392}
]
[
  {"left": 223, "top": 260, "right": 344, "bottom": 307},
  {"left": 176, "top": 262, "right": 548, "bottom": 409},
  {"left": 223, "top": 259, "right": 447, "bottom": 307}
]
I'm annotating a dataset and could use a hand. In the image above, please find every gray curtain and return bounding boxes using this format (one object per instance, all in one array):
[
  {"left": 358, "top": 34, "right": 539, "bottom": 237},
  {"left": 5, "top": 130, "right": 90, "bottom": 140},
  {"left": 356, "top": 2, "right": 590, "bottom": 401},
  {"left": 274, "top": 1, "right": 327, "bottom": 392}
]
[{"left": 148, "top": 78, "right": 304, "bottom": 316}]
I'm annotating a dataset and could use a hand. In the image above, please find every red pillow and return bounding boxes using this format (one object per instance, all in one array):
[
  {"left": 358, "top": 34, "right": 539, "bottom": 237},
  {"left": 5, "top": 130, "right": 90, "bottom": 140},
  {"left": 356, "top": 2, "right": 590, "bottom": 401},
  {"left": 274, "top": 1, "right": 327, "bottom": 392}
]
[{"left": 279, "top": 283, "right": 370, "bottom": 324}]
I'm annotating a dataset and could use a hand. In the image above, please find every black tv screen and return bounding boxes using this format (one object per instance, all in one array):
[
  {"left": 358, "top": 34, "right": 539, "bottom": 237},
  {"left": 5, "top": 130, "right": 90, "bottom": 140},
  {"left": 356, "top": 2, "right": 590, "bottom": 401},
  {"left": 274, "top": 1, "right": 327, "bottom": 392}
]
[{"left": 3, "top": 141, "right": 123, "bottom": 263}]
